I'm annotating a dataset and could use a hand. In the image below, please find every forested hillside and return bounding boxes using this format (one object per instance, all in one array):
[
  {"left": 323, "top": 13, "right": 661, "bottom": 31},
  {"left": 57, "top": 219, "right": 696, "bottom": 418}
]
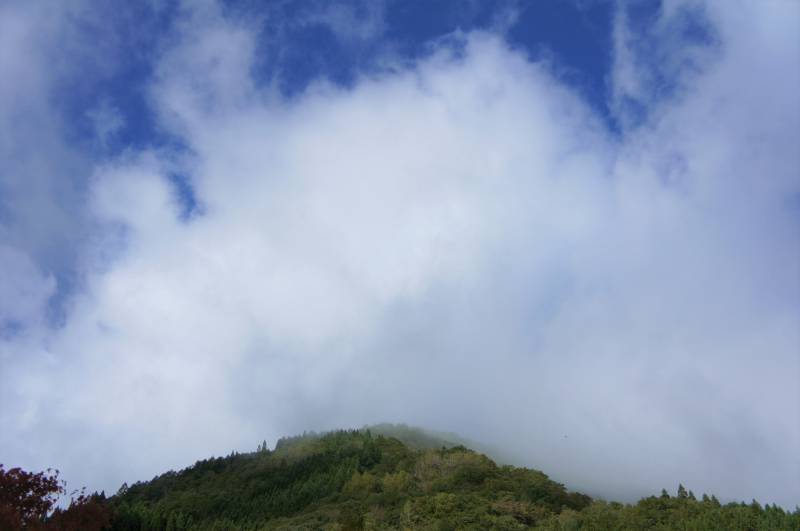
[
  {"left": 2, "top": 427, "right": 798, "bottom": 530},
  {"left": 99, "top": 428, "right": 798, "bottom": 530}
]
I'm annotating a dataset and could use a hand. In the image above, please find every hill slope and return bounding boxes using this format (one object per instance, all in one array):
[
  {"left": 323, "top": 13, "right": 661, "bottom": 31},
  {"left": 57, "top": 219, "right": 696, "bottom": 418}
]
[{"left": 106, "top": 428, "right": 799, "bottom": 530}]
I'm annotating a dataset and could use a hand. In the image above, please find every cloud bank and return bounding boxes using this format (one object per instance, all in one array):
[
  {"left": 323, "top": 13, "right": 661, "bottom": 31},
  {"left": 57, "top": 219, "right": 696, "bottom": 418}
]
[{"left": 1, "top": 0, "right": 798, "bottom": 507}]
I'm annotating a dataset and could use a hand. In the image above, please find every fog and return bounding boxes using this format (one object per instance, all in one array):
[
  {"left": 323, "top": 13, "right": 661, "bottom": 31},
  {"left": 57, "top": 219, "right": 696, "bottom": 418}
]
[{"left": 1, "top": 0, "right": 798, "bottom": 508}]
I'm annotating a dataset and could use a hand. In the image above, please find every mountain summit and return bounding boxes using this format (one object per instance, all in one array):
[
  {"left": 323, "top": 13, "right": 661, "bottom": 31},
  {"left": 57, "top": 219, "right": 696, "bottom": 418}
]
[{"left": 102, "top": 427, "right": 798, "bottom": 530}]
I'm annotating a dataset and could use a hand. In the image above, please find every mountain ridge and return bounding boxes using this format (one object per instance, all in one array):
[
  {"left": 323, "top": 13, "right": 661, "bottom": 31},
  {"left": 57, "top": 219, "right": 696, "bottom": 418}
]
[{"left": 101, "top": 425, "right": 798, "bottom": 530}]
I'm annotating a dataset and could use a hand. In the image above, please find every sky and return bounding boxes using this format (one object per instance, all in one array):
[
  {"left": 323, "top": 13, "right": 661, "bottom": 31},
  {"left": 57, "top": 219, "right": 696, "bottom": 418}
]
[{"left": 0, "top": 0, "right": 798, "bottom": 509}]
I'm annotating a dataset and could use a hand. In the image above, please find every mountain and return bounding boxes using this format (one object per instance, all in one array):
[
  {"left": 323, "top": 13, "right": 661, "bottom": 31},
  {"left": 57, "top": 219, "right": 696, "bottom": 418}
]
[{"left": 103, "top": 427, "right": 797, "bottom": 530}]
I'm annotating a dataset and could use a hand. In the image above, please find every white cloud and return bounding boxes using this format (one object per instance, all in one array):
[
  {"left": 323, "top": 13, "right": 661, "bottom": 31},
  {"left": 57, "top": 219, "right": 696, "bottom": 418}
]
[
  {"left": 0, "top": 2, "right": 89, "bottom": 290},
  {"left": 0, "top": 246, "right": 56, "bottom": 332},
  {"left": 0, "top": 0, "right": 797, "bottom": 509}
]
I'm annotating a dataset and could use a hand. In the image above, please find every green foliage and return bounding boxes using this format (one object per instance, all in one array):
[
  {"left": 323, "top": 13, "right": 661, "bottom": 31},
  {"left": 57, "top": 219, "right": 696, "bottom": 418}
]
[
  {"left": 533, "top": 492, "right": 800, "bottom": 530},
  {"left": 364, "top": 424, "right": 467, "bottom": 451},
  {"left": 103, "top": 428, "right": 800, "bottom": 530}
]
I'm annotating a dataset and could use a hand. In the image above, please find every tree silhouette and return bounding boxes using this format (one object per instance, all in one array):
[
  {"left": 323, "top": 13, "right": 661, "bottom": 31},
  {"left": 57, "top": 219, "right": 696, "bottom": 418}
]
[
  {"left": 0, "top": 464, "right": 109, "bottom": 530},
  {"left": 0, "top": 464, "right": 62, "bottom": 529}
]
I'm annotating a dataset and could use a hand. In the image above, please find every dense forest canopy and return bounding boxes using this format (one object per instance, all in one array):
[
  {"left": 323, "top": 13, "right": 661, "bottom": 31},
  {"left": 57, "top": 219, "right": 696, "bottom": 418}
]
[{"left": 2, "top": 426, "right": 797, "bottom": 530}]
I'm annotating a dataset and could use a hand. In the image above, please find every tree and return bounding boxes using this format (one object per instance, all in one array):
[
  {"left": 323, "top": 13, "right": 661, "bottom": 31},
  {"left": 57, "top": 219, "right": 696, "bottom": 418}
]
[
  {"left": 48, "top": 491, "right": 110, "bottom": 531},
  {"left": 0, "top": 464, "right": 109, "bottom": 531},
  {"left": 0, "top": 464, "right": 62, "bottom": 529}
]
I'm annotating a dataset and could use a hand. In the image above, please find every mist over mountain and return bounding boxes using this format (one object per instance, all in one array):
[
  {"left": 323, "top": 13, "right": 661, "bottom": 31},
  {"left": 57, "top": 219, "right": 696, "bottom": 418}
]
[
  {"left": 1, "top": 0, "right": 798, "bottom": 516},
  {"left": 7, "top": 426, "right": 791, "bottom": 530}
]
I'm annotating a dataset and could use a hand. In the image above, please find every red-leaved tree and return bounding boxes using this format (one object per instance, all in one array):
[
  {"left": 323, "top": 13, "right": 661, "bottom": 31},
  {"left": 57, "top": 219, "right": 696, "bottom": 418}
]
[
  {"left": 0, "top": 464, "right": 62, "bottom": 529},
  {"left": 0, "top": 464, "right": 110, "bottom": 530}
]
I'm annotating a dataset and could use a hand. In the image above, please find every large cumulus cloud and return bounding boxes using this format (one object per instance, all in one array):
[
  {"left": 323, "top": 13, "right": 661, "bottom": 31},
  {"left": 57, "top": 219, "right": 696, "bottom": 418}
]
[{"left": 1, "top": 0, "right": 797, "bottom": 508}]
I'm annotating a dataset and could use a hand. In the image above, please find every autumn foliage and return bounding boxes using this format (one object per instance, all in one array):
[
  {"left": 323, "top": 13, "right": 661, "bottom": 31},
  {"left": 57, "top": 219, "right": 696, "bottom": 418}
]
[{"left": 0, "top": 464, "right": 109, "bottom": 530}]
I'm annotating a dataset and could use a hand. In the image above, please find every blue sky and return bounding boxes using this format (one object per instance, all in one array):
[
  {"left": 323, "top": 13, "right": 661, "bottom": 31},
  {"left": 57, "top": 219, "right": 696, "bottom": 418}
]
[
  {"left": 1, "top": 0, "right": 798, "bottom": 509},
  {"left": 55, "top": 0, "right": 641, "bottom": 157}
]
